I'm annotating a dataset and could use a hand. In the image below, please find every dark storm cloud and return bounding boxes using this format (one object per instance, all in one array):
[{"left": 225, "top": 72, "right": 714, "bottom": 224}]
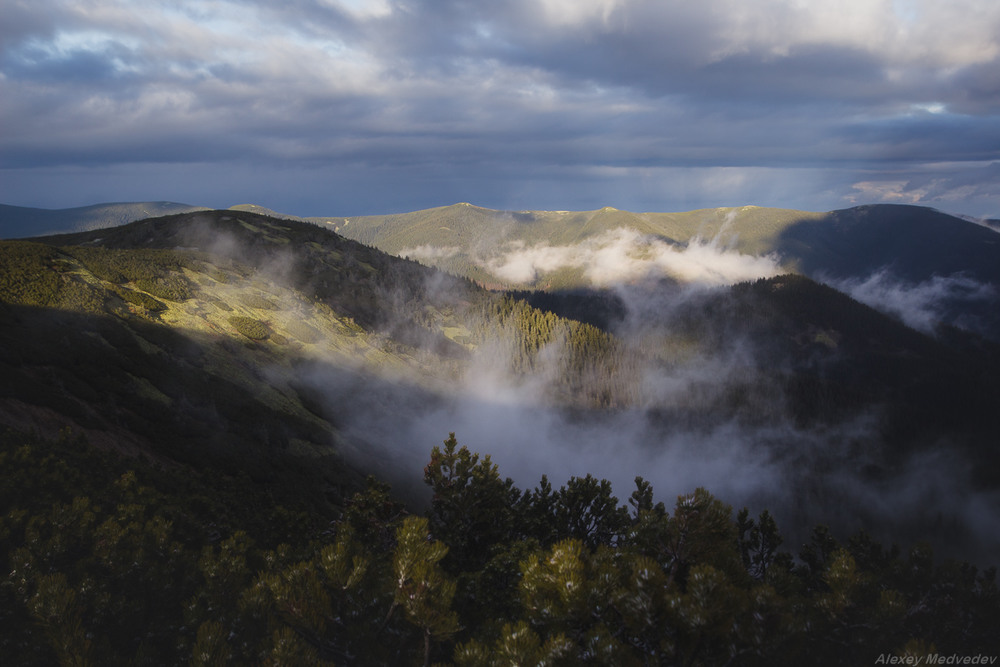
[
  {"left": 839, "top": 113, "right": 1000, "bottom": 162},
  {"left": 1, "top": 0, "right": 999, "bottom": 217},
  {"left": 949, "top": 62, "right": 1000, "bottom": 114}
]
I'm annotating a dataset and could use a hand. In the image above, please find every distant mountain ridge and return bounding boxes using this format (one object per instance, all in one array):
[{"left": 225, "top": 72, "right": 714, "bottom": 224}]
[
  {"left": 4, "top": 209, "right": 999, "bottom": 473},
  {"left": 306, "top": 202, "right": 1000, "bottom": 285},
  {"left": 304, "top": 202, "right": 1000, "bottom": 339},
  {"left": 0, "top": 201, "right": 208, "bottom": 237},
  {"left": 308, "top": 203, "right": 821, "bottom": 287},
  {"left": 0, "top": 201, "right": 307, "bottom": 239},
  {"left": 5, "top": 200, "right": 1000, "bottom": 337}
]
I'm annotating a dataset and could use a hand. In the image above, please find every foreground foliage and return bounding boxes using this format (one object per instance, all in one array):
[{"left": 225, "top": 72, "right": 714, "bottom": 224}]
[{"left": 1, "top": 430, "right": 997, "bottom": 666}]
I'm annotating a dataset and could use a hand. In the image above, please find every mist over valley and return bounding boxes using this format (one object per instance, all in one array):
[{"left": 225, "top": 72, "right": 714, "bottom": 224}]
[
  {"left": 2, "top": 203, "right": 999, "bottom": 662},
  {"left": 6, "top": 0, "right": 1000, "bottom": 658}
]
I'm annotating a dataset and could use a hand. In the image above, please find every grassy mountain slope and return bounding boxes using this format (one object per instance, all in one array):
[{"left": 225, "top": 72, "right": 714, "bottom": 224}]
[
  {"left": 311, "top": 203, "right": 817, "bottom": 253},
  {"left": 0, "top": 210, "right": 636, "bottom": 500},
  {"left": 5, "top": 209, "right": 1000, "bottom": 488},
  {"left": 310, "top": 203, "right": 820, "bottom": 287},
  {"left": 0, "top": 238, "right": 374, "bottom": 513},
  {"left": 314, "top": 202, "right": 1000, "bottom": 288}
]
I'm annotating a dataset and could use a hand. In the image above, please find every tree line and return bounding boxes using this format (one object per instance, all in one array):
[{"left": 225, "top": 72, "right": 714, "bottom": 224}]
[{"left": 2, "top": 429, "right": 996, "bottom": 665}]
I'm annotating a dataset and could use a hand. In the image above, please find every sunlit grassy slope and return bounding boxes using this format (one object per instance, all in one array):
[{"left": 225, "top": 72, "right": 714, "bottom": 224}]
[
  {"left": 311, "top": 203, "right": 1000, "bottom": 292},
  {"left": 313, "top": 203, "right": 818, "bottom": 250},
  {"left": 9, "top": 201, "right": 998, "bottom": 294},
  {"left": 1, "top": 212, "right": 479, "bottom": 507},
  {"left": 0, "top": 210, "right": 638, "bottom": 500},
  {"left": 309, "top": 203, "right": 822, "bottom": 285}
]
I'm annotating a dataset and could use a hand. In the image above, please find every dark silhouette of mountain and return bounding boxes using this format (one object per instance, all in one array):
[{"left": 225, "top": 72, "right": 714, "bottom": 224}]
[{"left": 776, "top": 204, "right": 1000, "bottom": 284}]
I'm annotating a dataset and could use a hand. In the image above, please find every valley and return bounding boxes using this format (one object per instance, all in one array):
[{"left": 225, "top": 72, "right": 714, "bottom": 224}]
[{"left": 1, "top": 205, "right": 999, "bottom": 664}]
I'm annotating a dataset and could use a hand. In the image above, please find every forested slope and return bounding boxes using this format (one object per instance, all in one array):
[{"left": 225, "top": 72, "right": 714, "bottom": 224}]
[
  {"left": 1, "top": 430, "right": 996, "bottom": 665},
  {"left": 2, "top": 209, "right": 999, "bottom": 664}
]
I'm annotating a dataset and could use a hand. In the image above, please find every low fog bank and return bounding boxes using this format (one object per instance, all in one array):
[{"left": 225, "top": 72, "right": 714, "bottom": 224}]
[
  {"left": 299, "top": 271, "right": 999, "bottom": 565},
  {"left": 474, "top": 222, "right": 1000, "bottom": 342},
  {"left": 180, "top": 215, "right": 997, "bottom": 565},
  {"left": 303, "top": 354, "right": 999, "bottom": 565},
  {"left": 482, "top": 227, "right": 784, "bottom": 287},
  {"left": 820, "top": 269, "right": 1000, "bottom": 340}
]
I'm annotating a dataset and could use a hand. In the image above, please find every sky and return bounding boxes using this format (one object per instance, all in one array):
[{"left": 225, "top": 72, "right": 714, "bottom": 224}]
[{"left": 2, "top": 0, "right": 1000, "bottom": 219}]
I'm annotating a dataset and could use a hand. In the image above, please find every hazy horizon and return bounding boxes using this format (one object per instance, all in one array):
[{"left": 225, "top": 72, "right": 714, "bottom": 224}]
[{"left": 2, "top": 198, "right": 998, "bottom": 226}]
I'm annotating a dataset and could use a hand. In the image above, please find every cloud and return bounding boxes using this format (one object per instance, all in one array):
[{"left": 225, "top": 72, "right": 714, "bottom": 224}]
[
  {"left": 484, "top": 227, "right": 782, "bottom": 286},
  {"left": 849, "top": 162, "right": 1000, "bottom": 211},
  {"left": 825, "top": 268, "right": 998, "bottom": 335},
  {"left": 400, "top": 244, "right": 461, "bottom": 263},
  {"left": 2, "top": 0, "right": 1000, "bottom": 218},
  {"left": 285, "top": 266, "right": 999, "bottom": 563},
  {"left": 150, "top": 222, "right": 995, "bottom": 562}
]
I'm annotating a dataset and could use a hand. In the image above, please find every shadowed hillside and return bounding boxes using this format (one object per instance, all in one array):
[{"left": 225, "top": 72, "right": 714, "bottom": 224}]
[
  {"left": 776, "top": 204, "right": 1000, "bottom": 283},
  {"left": 1, "top": 211, "right": 637, "bottom": 497},
  {"left": 3, "top": 210, "right": 998, "bottom": 534},
  {"left": 2, "top": 208, "right": 1000, "bottom": 663}
]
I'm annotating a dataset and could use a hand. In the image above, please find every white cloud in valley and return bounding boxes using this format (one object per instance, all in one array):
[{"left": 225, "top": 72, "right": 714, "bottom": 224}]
[
  {"left": 827, "top": 269, "right": 998, "bottom": 334},
  {"left": 400, "top": 244, "right": 461, "bottom": 263},
  {"left": 484, "top": 228, "right": 783, "bottom": 286}
]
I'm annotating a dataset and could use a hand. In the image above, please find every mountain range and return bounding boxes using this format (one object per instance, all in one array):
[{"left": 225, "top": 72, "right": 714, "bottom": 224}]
[
  {"left": 6, "top": 200, "right": 1000, "bottom": 339},
  {"left": 7, "top": 200, "right": 999, "bottom": 281},
  {"left": 1, "top": 203, "right": 999, "bottom": 662},
  {"left": 2, "top": 203, "right": 999, "bottom": 542}
]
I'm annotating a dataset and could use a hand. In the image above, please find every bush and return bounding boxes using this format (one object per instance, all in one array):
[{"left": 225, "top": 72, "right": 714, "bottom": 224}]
[
  {"left": 228, "top": 315, "right": 270, "bottom": 340},
  {"left": 113, "top": 286, "right": 167, "bottom": 312},
  {"left": 133, "top": 276, "right": 194, "bottom": 301},
  {"left": 0, "top": 241, "right": 63, "bottom": 307},
  {"left": 206, "top": 296, "right": 233, "bottom": 312}
]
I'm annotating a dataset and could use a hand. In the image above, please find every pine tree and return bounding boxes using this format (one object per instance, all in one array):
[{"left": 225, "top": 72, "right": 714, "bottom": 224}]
[
  {"left": 390, "top": 516, "right": 460, "bottom": 666},
  {"left": 423, "top": 433, "right": 521, "bottom": 572}
]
